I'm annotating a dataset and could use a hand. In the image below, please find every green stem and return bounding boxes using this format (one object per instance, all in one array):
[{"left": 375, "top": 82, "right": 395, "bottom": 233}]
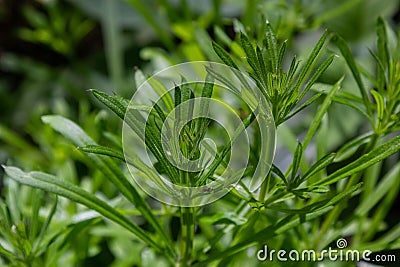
[
  {"left": 314, "top": 171, "right": 362, "bottom": 248},
  {"left": 259, "top": 172, "right": 270, "bottom": 201},
  {"left": 314, "top": 134, "right": 378, "bottom": 249},
  {"left": 180, "top": 207, "right": 195, "bottom": 266}
]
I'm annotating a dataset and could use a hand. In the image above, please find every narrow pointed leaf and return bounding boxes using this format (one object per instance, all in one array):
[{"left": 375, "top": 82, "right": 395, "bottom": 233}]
[
  {"left": 91, "top": 89, "right": 126, "bottom": 120},
  {"left": 293, "top": 31, "right": 328, "bottom": 92},
  {"left": 240, "top": 33, "right": 262, "bottom": 80},
  {"left": 303, "top": 77, "right": 342, "bottom": 149},
  {"left": 334, "top": 34, "right": 371, "bottom": 115},
  {"left": 201, "top": 207, "right": 332, "bottom": 263},
  {"left": 301, "top": 153, "right": 336, "bottom": 183},
  {"left": 78, "top": 145, "right": 125, "bottom": 161},
  {"left": 147, "top": 77, "right": 174, "bottom": 111},
  {"left": 376, "top": 17, "right": 390, "bottom": 77},
  {"left": 313, "top": 134, "right": 400, "bottom": 186},
  {"left": 278, "top": 40, "right": 287, "bottom": 67},
  {"left": 371, "top": 90, "right": 385, "bottom": 122},
  {"left": 41, "top": 115, "right": 175, "bottom": 255},
  {"left": 271, "top": 164, "right": 287, "bottom": 185},
  {"left": 0, "top": 244, "right": 14, "bottom": 259},
  {"left": 284, "top": 92, "right": 323, "bottom": 122},
  {"left": 265, "top": 21, "right": 278, "bottom": 72},
  {"left": 334, "top": 133, "right": 373, "bottom": 162},
  {"left": 272, "top": 183, "right": 361, "bottom": 214},
  {"left": 291, "top": 142, "right": 303, "bottom": 182},
  {"left": 299, "top": 54, "right": 335, "bottom": 100},
  {"left": 3, "top": 166, "right": 163, "bottom": 253},
  {"left": 356, "top": 163, "right": 400, "bottom": 216},
  {"left": 212, "top": 41, "right": 239, "bottom": 69}
]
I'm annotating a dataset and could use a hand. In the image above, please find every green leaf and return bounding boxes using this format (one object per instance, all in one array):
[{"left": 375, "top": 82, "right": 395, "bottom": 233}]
[
  {"left": 301, "top": 153, "right": 336, "bottom": 184},
  {"left": 0, "top": 243, "right": 14, "bottom": 260},
  {"left": 193, "top": 26, "right": 220, "bottom": 61},
  {"left": 78, "top": 145, "right": 125, "bottom": 161},
  {"left": 334, "top": 34, "right": 372, "bottom": 115},
  {"left": 375, "top": 222, "right": 400, "bottom": 247},
  {"left": 3, "top": 166, "right": 165, "bottom": 253},
  {"left": 174, "top": 84, "right": 182, "bottom": 107},
  {"left": 303, "top": 77, "right": 343, "bottom": 149},
  {"left": 41, "top": 115, "right": 175, "bottom": 256},
  {"left": 0, "top": 201, "right": 11, "bottom": 231},
  {"left": 367, "top": 49, "right": 389, "bottom": 97},
  {"left": 371, "top": 90, "right": 385, "bottom": 122},
  {"left": 265, "top": 21, "right": 279, "bottom": 72},
  {"left": 283, "top": 92, "right": 323, "bottom": 123},
  {"left": 200, "top": 212, "right": 247, "bottom": 226},
  {"left": 151, "top": 101, "right": 168, "bottom": 122},
  {"left": 179, "top": 80, "right": 194, "bottom": 124},
  {"left": 201, "top": 74, "right": 214, "bottom": 99},
  {"left": 356, "top": 163, "right": 400, "bottom": 216},
  {"left": 363, "top": 165, "right": 400, "bottom": 241},
  {"left": 31, "top": 195, "right": 59, "bottom": 256},
  {"left": 292, "top": 30, "right": 328, "bottom": 92},
  {"left": 321, "top": 183, "right": 362, "bottom": 209},
  {"left": 204, "top": 65, "right": 236, "bottom": 91},
  {"left": 256, "top": 46, "right": 267, "bottom": 88},
  {"left": 291, "top": 142, "right": 303, "bottom": 182},
  {"left": 271, "top": 164, "right": 287, "bottom": 185},
  {"left": 29, "top": 188, "right": 44, "bottom": 239},
  {"left": 200, "top": 207, "right": 332, "bottom": 264},
  {"left": 332, "top": 96, "right": 371, "bottom": 123},
  {"left": 298, "top": 54, "right": 335, "bottom": 100},
  {"left": 240, "top": 33, "right": 262, "bottom": 80},
  {"left": 0, "top": 124, "right": 38, "bottom": 152},
  {"left": 212, "top": 41, "right": 239, "bottom": 69},
  {"left": 376, "top": 17, "right": 390, "bottom": 87},
  {"left": 91, "top": 90, "right": 179, "bottom": 183},
  {"left": 91, "top": 89, "right": 127, "bottom": 120},
  {"left": 196, "top": 75, "right": 214, "bottom": 138},
  {"left": 334, "top": 132, "right": 373, "bottom": 162},
  {"left": 313, "top": 134, "right": 400, "bottom": 186},
  {"left": 143, "top": 114, "right": 180, "bottom": 183},
  {"left": 277, "top": 40, "right": 287, "bottom": 68},
  {"left": 197, "top": 112, "right": 255, "bottom": 185},
  {"left": 213, "top": 26, "right": 233, "bottom": 47},
  {"left": 271, "top": 183, "right": 361, "bottom": 214},
  {"left": 6, "top": 179, "right": 21, "bottom": 224},
  {"left": 147, "top": 77, "right": 174, "bottom": 111}
]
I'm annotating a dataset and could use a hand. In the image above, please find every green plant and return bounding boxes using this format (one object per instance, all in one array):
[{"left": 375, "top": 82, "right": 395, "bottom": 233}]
[
  {"left": 0, "top": 180, "right": 58, "bottom": 266},
  {"left": 18, "top": 2, "right": 94, "bottom": 58},
  {"left": 1, "top": 4, "right": 400, "bottom": 266}
]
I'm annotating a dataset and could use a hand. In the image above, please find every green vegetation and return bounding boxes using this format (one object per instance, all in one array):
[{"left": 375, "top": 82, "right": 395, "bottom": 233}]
[{"left": 0, "top": 0, "right": 399, "bottom": 266}]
